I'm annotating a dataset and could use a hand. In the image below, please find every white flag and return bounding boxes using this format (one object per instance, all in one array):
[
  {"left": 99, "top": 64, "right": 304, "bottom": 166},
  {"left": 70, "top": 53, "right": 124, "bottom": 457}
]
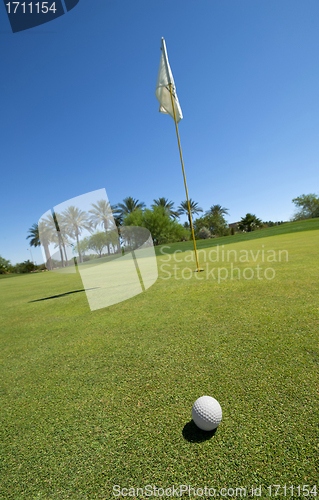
[{"left": 155, "top": 38, "right": 183, "bottom": 123}]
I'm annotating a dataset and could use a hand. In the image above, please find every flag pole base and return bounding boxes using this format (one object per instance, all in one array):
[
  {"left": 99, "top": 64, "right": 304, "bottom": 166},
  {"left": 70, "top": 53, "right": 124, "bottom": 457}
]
[{"left": 195, "top": 268, "right": 204, "bottom": 273}]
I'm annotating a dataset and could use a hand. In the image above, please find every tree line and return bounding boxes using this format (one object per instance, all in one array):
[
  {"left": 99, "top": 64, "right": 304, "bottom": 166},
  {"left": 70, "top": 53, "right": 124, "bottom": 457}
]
[{"left": 0, "top": 193, "right": 317, "bottom": 274}]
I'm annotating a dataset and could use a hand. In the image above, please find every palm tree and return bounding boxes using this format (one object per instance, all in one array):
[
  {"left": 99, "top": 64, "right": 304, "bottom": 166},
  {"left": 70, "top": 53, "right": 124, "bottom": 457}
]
[
  {"left": 112, "top": 210, "right": 123, "bottom": 230},
  {"left": 27, "top": 222, "right": 54, "bottom": 270},
  {"left": 41, "top": 212, "right": 66, "bottom": 267},
  {"left": 178, "top": 199, "right": 203, "bottom": 225},
  {"left": 37, "top": 220, "right": 54, "bottom": 270},
  {"left": 151, "top": 197, "right": 179, "bottom": 218},
  {"left": 89, "top": 199, "right": 115, "bottom": 232},
  {"left": 205, "top": 204, "right": 229, "bottom": 217},
  {"left": 117, "top": 197, "right": 146, "bottom": 217},
  {"left": 52, "top": 212, "right": 72, "bottom": 266},
  {"left": 27, "top": 223, "right": 40, "bottom": 248},
  {"left": 238, "top": 213, "right": 262, "bottom": 232},
  {"left": 88, "top": 199, "right": 118, "bottom": 255},
  {"left": 61, "top": 206, "right": 92, "bottom": 263}
]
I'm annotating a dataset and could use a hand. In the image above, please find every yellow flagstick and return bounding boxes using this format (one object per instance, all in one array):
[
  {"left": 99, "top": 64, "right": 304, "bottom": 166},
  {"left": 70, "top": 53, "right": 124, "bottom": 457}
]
[{"left": 168, "top": 83, "right": 203, "bottom": 272}]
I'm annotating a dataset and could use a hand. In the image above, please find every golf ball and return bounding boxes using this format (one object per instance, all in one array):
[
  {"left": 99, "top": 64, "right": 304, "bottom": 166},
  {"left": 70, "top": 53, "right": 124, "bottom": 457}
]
[{"left": 192, "top": 396, "right": 222, "bottom": 431}]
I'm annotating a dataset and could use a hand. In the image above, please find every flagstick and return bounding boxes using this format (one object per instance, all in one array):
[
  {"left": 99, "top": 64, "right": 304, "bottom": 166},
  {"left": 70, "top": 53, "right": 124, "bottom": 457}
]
[{"left": 168, "top": 83, "right": 202, "bottom": 273}]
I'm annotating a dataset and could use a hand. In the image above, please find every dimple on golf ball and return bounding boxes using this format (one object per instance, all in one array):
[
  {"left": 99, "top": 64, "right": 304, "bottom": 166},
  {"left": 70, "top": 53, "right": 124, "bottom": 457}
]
[{"left": 192, "top": 396, "right": 222, "bottom": 431}]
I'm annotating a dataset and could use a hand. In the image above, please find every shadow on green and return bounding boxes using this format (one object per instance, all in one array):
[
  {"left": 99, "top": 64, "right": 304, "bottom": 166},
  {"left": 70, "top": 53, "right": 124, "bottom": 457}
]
[
  {"left": 28, "top": 288, "right": 99, "bottom": 302},
  {"left": 182, "top": 420, "right": 218, "bottom": 443}
]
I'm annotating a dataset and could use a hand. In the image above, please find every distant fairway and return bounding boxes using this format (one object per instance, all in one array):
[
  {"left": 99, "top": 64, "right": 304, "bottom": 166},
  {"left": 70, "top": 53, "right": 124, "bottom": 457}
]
[{"left": 0, "top": 220, "right": 318, "bottom": 499}]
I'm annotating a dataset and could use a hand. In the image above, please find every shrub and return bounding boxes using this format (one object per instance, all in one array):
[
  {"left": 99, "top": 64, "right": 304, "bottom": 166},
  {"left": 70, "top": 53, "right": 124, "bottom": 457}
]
[
  {"left": 12, "top": 260, "right": 37, "bottom": 274},
  {"left": 0, "top": 256, "right": 11, "bottom": 274},
  {"left": 198, "top": 227, "right": 211, "bottom": 239}
]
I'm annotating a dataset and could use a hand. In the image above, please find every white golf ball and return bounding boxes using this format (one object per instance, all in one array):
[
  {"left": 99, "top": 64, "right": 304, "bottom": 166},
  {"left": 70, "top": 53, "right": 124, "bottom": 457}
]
[{"left": 192, "top": 396, "right": 222, "bottom": 431}]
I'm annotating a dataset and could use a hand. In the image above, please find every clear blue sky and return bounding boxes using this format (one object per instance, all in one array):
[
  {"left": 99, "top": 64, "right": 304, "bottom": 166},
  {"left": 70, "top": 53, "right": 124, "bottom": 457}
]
[{"left": 1, "top": 0, "right": 319, "bottom": 264}]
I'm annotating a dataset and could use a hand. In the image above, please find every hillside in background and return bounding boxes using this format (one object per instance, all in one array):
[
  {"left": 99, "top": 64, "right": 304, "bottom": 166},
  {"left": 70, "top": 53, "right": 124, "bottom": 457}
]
[{"left": 155, "top": 218, "right": 319, "bottom": 255}]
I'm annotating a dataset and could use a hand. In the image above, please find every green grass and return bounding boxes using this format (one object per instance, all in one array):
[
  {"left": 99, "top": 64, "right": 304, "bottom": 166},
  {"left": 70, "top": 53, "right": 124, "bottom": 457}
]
[
  {"left": 0, "top": 272, "right": 22, "bottom": 279},
  {"left": 0, "top": 222, "right": 318, "bottom": 499}
]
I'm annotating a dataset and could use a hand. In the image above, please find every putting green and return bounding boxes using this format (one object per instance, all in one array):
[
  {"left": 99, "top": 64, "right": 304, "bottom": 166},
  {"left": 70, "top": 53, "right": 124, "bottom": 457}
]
[{"left": 0, "top": 224, "right": 318, "bottom": 499}]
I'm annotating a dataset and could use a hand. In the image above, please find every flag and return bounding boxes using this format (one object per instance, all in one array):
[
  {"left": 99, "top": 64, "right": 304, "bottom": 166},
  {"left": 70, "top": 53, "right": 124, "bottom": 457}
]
[{"left": 155, "top": 38, "right": 183, "bottom": 123}]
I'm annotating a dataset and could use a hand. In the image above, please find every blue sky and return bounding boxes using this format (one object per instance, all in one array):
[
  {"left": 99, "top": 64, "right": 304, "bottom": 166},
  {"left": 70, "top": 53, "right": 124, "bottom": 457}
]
[{"left": 1, "top": 0, "right": 319, "bottom": 264}]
